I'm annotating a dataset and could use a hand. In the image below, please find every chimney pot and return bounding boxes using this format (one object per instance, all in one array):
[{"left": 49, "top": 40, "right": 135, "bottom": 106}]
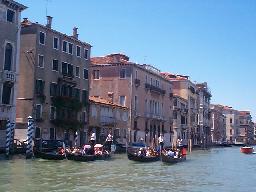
[
  {"left": 46, "top": 16, "right": 53, "bottom": 28},
  {"left": 73, "top": 27, "right": 78, "bottom": 39}
]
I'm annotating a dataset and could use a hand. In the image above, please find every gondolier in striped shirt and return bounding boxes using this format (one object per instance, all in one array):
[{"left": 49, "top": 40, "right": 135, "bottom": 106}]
[
  {"left": 158, "top": 134, "right": 164, "bottom": 152},
  {"left": 105, "top": 132, "right": 113, "bottom": 152}
]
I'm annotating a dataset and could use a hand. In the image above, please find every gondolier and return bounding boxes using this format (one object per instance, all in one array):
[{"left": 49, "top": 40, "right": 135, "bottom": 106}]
[
  {"left": 105, "top": 132, "right": 113, "bottom": 152},
  {"left": 158, "top": 134, "right": 164, "bottom": 151},
  {"left": 90, "top": 132, "right": 96, "bottom": 146}
]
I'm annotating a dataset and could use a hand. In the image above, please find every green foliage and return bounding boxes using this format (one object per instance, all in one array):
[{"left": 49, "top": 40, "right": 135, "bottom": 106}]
[{"left": 51, "top": 96, "right": 83, "bottom": 112}]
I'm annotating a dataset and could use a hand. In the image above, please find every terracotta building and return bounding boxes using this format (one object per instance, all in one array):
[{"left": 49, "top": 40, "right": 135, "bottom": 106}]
[
  {"left": 210, "top": 104, "right": 226, "bottom": 143},
  {"left": 237, "top": 111, "right": 254, "bottom": 144},
  {"left": 0, "top": 0, "right": 26, "bottom": 150},
  {"left": 90, "top": 53, "right": 173, "bottom": 146},
  {"left": 16, "top": 17, "right": 91, "bottom": 146},
  {"left": 89, "top": 96, "right": 129, "bottom": 145}
]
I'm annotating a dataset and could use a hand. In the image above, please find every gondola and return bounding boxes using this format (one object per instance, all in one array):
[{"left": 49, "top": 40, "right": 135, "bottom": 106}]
[
  {"left": 71, "top": 154, "right": 96, "bottom": 162},
  {"left": 161, "top": 153, "right": 186, "bottom": 164},
  {"left": 34, "top": 151, "right": 66, "bottom": 160},
  {"left": 127, "top": 152, "right": 160, "bottom": 162},
  {"left": 95, "top": 153, "right": 111, "bottom": 160}
]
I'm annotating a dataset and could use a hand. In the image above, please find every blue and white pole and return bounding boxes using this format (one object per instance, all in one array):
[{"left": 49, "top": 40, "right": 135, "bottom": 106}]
[
  {"left": 10, "top": 122, "right": 15, "bottom": 153},
  {"left": 5, "top": 120, "right": 11, "bottom": 157},
  {"left": 26, "top": 116, "right": 34, "bottom": 159}
]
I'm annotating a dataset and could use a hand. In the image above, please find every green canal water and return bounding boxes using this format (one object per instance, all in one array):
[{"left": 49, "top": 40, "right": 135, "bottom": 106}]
[{"left": 0, "top": 147, "right": 256, "bottom": 192}]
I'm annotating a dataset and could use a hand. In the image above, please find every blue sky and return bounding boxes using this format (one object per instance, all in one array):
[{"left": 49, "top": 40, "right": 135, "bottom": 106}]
[{"left": 19, "top": 0, "right": 256, "bottom": 120}]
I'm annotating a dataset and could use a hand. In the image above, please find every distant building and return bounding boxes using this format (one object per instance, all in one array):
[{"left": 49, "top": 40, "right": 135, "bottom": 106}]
[
  {"left": 90, "top": 53, "right": 173, "bottom": 146},
  {"left": 172, "top": 94, "right": 188, "bottom": 146},
  {"left": 89, "top": 96, "right": 129, "bottom": 145},
  {"left": 16, "top": 17, "right": 91, "bottom": 146},
  {"left": 196, "top": 82, "right": 212, "bottom": 147},
  {"left": 210, "top": 104, "right": 226, "bottom": 143},
  {"left": 161, "top": 73, "right": 198, "bottom": 147},
  {"left": 238, "top": 111, "right": 254, "bottom": 144},
  {"left": 0, "top": 0, "right": 26, "bottom": 150},
  {"left": 223, "top": 106, "right": 240, "bottom": 144}
]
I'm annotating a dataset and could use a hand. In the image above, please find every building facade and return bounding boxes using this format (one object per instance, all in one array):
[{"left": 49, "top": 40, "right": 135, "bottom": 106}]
[
  {"left": 0, "top": 0, "right": 26, "bottom": 149},
  {"left": 90, "top": 53, "right": 173, "bottom": 147},
  {"left": 210, "top": 104, "right": 226, "bottom": 143},
  {"left": 89, "top": 96, "right": 129, "bottom": 145},
  {"left": 161, "top": 73, "right": 198, "bottom": 148},
  {"left": 196, "top": 82, "right": 211, "bottom": 147},
  {"left": 16, "top": 17, "right": 91, "bottom": 146},
  {"left": 237, "top": 111, "right": 254, "bottom": 144},
  {"left": 172, "top": 94, "right": 188, "bottom": 146}
]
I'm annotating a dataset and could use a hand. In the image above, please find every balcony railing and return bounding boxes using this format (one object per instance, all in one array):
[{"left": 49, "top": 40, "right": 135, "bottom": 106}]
[
  {"left": 145, "top": 83, "right": 166, "bottom": 95},
  {"left": 144, "top": 112, "right": 165, "bottom": 120},
  {"left": 134, "top": 79, "right": 140, "bottom": 87},
  {"left": 2, "top": 70, "right": 16, "bottom": 83},
  {"left": 58, "top": 74, "right": 76, "bottom": 86}
]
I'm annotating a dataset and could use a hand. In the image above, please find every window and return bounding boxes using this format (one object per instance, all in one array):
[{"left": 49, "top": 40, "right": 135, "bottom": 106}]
[
  {"left": 84, "top": 49, "right": 88, "bottom": 59},
  {"left": 173, "top": 111, "right": 177, "bottom": 119},
  {"left": 119, "top": 96, "right": 126, "bottom": 106},
  {"left": 7, "top": 9, "right": 15, "bottom": 23},
  {"left": 135, "top": 70, "right": 138, "bottom": 79},
  {"left": 53, "top": 37, "right": 59, "bottom": 49},
  {"left": 173, "top": 98, "right": 177, "bottom": 106},
  {"left": 83, "top": 69, "right": 88, "bottom": 79},
  {"left": 68, "top": 43, "right": 73, "bottom": 54},
  {"left": 93, "top": 70, "right": 100, "bottom": 79},
  {"left": 35, "top": 127, "right": 41, "bottom": 139},
  {"left": 50, "top": 83, "right": 58, "bottom": 96},
  {"left": 62, "top": 41, "right": 67, "bottom": 52},
  {"left": 0, "top": 120, "right": 7, "bottom": 130},
  {"left": 62, "top": 62, "right": 68, "bottom": 75},
  {"left": 61, "top": 85, "right": 68, "bottom": 97},
  {"left": 4, "top": 43, "right": 12, "bottom": 71},
  {"left": 49, "top": 128, "right": 56, "bottom": 140},
  {"left": 120, "top": 69, "right": 126, "bottom": 78},
  {"left": 76, "top": 46, "right": 81, "bottom": 57},
  {"left": 1, "top": 82, "right": 12, "bottom": 104},
  {"left": 35, "top": 79, "right": 45, "bottom": 95},
  {"left": 74, "top": 66, "right": 80, "bottom": 77},
  {"left": 230, "top": 118, "right": 233, "bottom": 124},
  {"left": 134, "top": 96, "right": 138, "bottom": 111},
  {"left": 67, "top": 64, "right": 73, "bottom": 77},
  {"left": 73, "top": 88, "right": 80, "bottom": 100},
  {"left": 50, "top": 106, "right": 56, "bottom": 120},
  {"left": 35, "top": 104, "right": 42, "bottom": 119},
  {"left": 146, "top": 75, "right": 148, "bottom": 83},
  {"left": 81, "top": 111, "right": 87, "bottom": 123},
  {"left": 39, "top": 32, "right": 45, "bottom": 45},
  {"left": 82, "top": 90, "right": 88, "bottom": 105},
  {"left": 38, "top": 55, "right": 44, "bottom": 68},
  {"left": 52, "top": 59, "right": 58, "bottom": 71}
]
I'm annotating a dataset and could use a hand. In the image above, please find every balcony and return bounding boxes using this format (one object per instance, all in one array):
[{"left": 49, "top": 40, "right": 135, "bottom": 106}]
[
  {"left": 144, "top": 112, "right": 165, "bottom": 121},
  {"left": 134, "top": 79, "right": 140, "bottom": 87},
  {"left": 58, "top": 74, "right": 76, "bottom": 86},
  {"left": 2, "top": 70, "right": 16, "bottom": 83},
  {"left": 100, "top": 116, "right": 116, "bottom": 126},
  {"left": 145, "top": 83, "right": 166, "bottom": 95}
]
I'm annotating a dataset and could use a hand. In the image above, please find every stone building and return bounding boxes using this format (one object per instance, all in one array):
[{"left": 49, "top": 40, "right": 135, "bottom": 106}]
[
  {"left": 0, "top": 0, "right": 26, "bottom": 150},
  {"left": 196, "top": 82, "right": 211, "bottom": 147},
  {"left": 89, "top": 96, "right": 129, "bottom": 145},
  {"left": 210, "top": 104, "right": 226, "bottom": 143},
  {"left": 16, "top": 17, "right": 91, "bottom": 146},
  {"left": 237, "top": 111, "right": 254, "bottom": 144},
  {"left": 90, "top": 53, "right": 173, "bottom": 147}
]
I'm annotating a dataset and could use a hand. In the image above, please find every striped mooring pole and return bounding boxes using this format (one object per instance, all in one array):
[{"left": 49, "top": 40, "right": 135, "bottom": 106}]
[
  {"left": 5, "top": 120, "right": 12, "bottom": 157},
  {"left": 10, "top": 122, "right": 15, "bottom": 153},
  {"left": 26, "top": 116, "right": 34, "bottom": 159}
]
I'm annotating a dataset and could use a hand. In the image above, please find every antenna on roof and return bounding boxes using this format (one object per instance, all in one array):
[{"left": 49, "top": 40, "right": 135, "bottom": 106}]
[{"left": 44, "top": 0, "right": 52, "bottom": 17}]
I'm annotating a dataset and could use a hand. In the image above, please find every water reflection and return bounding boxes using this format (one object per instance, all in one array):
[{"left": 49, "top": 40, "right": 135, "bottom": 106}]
[{"left": 0, "top": 147, "right": 256, "bottom": 192}]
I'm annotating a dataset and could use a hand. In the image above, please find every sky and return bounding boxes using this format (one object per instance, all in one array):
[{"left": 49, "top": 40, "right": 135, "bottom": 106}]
[{"left": 18, "top": 0, "right": 256, "bottom": 120}]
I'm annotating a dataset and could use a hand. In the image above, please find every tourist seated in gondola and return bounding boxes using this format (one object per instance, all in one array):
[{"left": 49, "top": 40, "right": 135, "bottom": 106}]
[
  {"left": 94, "top": 144, "right": 104, "bottom": 156},
  {"left": 167, "top": 149, "right": 175, "bottom": 157},
  {"left": 57, "top": 147, "right": 65, "bottom": 155},
  {"left": 137, "top": 147, "right": 146, "bottom": 157}
]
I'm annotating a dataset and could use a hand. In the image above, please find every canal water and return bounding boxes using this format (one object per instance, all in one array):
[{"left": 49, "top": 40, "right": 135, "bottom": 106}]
[{"left": 0, "top": 146, "right": 256, "bottom": 192}]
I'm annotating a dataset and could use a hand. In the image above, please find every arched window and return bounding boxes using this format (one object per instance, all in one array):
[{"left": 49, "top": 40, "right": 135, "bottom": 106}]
[{"left": 4, "top": 43, "right": 13, "bottom": 71}]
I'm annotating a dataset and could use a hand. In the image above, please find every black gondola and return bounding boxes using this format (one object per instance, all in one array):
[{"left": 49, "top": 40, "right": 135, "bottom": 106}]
[
  {"left": 127, "top": 152, "right": 160, "bottom": 162},
  {"left": 95, "top": 153, "right": 111, "bottom": 160},
  {"left": 161, "top": 154, "right": 186, "bottom": 164},
  {"left": 34, "top": 151, "right": 66, "bottom": 160},
  {"left": 71, "top": 154, "right": 96, "bottom": 162}
]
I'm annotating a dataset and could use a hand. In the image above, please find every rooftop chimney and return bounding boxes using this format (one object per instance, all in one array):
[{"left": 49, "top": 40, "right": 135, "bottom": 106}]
[
  {"left": 46, "top": 16, "right": 53, "bottom": 28},
  {"left": 73, "top": 27, "right": 78, "bottom": 39}
]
